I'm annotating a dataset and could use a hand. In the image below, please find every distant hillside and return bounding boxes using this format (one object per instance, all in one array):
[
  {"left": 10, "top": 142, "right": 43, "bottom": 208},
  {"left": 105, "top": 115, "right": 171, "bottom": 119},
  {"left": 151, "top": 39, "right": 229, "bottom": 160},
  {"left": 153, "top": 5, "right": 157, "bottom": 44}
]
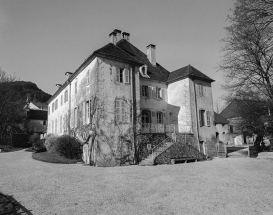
[{"left": 0, "top": 81, "right": 51, "bottom": 106}]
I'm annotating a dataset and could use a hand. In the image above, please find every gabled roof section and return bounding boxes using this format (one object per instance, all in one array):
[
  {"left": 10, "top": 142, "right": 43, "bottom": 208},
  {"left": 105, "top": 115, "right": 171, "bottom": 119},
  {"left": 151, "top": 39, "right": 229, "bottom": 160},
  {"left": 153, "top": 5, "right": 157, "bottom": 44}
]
[
  {"left": 168, "top": 65, "right": 214, "bottom": 84},
  {"left": 116, "top": 39, "right": 170, "bottom": 82},
  {"left": 214, "top": 112, "right": 229, "bottom": 124},
  {"left": 27, "top": 109, "right": 47, "bottom": 120},
  {"left": 47, "top": 43, "right": 143, "bottom": 104},
  {"left": 220, "top": 100, "right": 242, "bottom": 119},
  {"left": 93, "top": 43, "right": 143, "bottom": 65}
]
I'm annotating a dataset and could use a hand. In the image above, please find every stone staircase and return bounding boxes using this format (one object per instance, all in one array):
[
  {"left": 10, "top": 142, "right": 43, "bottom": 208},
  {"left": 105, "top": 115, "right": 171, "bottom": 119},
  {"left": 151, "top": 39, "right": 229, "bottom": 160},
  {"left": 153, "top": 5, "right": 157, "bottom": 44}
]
[{"left": 139, "top": 139, "right": 175, "bottom": 166}]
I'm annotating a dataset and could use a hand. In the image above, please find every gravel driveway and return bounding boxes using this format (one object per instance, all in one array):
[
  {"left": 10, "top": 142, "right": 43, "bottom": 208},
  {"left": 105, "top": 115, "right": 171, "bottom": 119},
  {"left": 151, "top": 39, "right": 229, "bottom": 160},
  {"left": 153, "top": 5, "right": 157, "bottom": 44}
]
[{"left": 1, "top": 149, "right": 273, "bottom": 215}]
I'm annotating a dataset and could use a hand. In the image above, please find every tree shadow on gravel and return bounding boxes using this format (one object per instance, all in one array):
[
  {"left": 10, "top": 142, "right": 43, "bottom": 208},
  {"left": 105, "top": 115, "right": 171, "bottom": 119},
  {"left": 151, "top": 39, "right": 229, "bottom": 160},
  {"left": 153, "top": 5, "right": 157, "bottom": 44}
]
[{"left": 0, "top": 192, "right": 33, "bottom": 215}]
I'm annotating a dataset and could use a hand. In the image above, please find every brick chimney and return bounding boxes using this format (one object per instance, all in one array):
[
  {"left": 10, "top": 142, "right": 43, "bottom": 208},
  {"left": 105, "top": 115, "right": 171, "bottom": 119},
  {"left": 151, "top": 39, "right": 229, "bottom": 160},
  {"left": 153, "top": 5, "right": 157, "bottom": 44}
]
[
  {"left": 114, "top": 29, "right": 122, "bottom": 42},
  {"left": 147, "top": 44, "right": 156, "bottom": 66},
  {"left": 122, "top": 32, "right": 130, "bottom": 41},
  {"left": 109, "top": 31, "right": 117, "bottom": 45}
]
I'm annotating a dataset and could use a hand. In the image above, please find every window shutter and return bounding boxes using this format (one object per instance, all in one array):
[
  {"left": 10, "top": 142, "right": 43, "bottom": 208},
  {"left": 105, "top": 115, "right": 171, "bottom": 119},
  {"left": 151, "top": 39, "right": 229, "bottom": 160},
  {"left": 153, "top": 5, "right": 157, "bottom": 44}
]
[
  {"left": 152, "top": 87, "right": 156, "bottom": 98},
  {"left": 121, "top": 101, "right": 125, "bottom": 122},
  {"left": 140, "top": 85, "right": 142, "bottom": 96},
  {"left": 206, "top": 111, "right": 210, "bottom": 126},
  {"left": 124, "top": 69, "right": 129, "bottom": 84},
  {"left": 159, "top": 88, "right": 163, "bottom": 99},
  {"left": 116, "top": 100, "right": 120, "bottom": 122},
  {"left": 148, "top": 86, "right": 152, "bottom": 98},
  {"left": 82, "top": 102, "right": 86, "bottom": 125},
  {"left": 162, "top": 89, "right": 165, "bottom": 100},
  {"left": 116, "top": 68, "right": 120, "bottom": 83},
  {"left": 199, "top": 110, "right": 202, "bottom": 127}
]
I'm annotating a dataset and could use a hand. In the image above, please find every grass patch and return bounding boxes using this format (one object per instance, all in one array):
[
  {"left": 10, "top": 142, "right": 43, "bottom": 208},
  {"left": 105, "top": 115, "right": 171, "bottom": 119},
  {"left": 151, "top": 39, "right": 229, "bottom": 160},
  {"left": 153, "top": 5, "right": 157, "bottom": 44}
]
[{"left": 32, "top": 151, "right": 81, "bottom": 164}]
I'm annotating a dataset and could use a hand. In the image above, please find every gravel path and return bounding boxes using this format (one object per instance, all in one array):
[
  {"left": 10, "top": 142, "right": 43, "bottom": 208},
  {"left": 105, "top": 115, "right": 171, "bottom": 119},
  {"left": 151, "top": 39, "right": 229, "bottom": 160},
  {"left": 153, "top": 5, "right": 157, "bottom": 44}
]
[{"left": 1, "top": 150, "right": 273, "bottom": 215}]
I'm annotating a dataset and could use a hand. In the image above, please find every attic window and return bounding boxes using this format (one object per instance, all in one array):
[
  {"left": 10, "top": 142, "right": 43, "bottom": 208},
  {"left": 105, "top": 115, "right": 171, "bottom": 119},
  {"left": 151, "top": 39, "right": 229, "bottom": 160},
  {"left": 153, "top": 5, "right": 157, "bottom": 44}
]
[{"left": 139, "top": 65, "right": 149, "bottom": 78}]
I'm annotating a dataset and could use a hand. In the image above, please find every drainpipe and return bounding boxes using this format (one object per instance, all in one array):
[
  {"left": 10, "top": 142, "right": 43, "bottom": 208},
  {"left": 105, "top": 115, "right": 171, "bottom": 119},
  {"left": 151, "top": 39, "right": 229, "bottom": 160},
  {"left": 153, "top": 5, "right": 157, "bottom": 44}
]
[
  {"left": 68, "top": 80, "right": 72, "bottom": 134},
  {"left": 193, "top": 79, "right": 201, "bottom": 152},
  {"left": 131, "top": 65, "right": 137, "bottom": 163}
]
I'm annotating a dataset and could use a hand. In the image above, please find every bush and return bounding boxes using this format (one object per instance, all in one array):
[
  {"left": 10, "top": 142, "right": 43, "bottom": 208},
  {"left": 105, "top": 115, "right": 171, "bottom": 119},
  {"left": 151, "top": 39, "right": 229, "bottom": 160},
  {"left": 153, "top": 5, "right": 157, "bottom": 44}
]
[
  {"left": 44, "top": 133, "right": 58, "bottom": 153},
  {"left": 32, "top": 139, "right": 46, "bottom": 152},
  {"left": 55, "top": 135, "right": 82, "bottom": 159}
]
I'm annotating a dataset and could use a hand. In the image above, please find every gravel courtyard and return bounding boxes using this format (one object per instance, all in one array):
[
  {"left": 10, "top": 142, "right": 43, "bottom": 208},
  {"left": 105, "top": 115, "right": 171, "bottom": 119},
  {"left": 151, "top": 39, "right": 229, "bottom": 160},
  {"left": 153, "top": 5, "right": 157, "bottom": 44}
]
[{"left": 1, "top": 150, "right": 273, "bottom": 215}]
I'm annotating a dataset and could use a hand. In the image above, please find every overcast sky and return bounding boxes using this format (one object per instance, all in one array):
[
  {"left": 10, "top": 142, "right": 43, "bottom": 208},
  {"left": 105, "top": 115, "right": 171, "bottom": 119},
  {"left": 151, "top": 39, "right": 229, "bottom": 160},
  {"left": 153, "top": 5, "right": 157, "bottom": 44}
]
[{"left": 0, "top": 0, "right": 234, "bottom": 107}]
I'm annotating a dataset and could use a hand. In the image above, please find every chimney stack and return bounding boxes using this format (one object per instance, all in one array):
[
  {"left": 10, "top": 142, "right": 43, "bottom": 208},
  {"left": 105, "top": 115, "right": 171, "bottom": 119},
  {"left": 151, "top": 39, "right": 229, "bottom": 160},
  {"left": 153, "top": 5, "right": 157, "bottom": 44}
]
[
  {"left": 147, "top": 44, "right": 156, "bottom": 66},
  {"left": 122, "top": 32, "right": 130, "bottom": 41},
  {"left": 114, "top": 29, "right": 122, "bottom": 42},
  {"left": 109, "top": 31, "right": 117, "bottom": 45}
]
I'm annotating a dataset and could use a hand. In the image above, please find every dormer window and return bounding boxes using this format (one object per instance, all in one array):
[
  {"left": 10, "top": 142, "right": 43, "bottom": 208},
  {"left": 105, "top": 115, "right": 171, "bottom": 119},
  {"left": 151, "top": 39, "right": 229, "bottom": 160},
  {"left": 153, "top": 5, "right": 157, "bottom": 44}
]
[{"left": 139, "top": 65, "right": 149, "bottom": 78}]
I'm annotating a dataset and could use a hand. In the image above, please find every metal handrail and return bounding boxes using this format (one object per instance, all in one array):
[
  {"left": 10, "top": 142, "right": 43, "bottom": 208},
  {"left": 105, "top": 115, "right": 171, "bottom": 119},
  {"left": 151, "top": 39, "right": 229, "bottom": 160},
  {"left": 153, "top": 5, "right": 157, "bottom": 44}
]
[{"left": 151, "top": 133, "right": 176, "bottom": 161}]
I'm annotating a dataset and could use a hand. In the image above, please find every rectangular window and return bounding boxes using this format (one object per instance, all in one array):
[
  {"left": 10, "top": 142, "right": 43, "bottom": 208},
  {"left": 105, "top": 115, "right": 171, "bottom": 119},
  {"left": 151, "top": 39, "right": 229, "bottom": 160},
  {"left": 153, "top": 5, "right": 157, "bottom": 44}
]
[
  {"left": 123, "top": 68, "right": 129, "bottom": 84},
  {"left": 61, "top": 95, "right": 63, "bottom": 105},
  {"left": 75, "top": 81, "right": 77, "bottom": 94},
  {"left": 74, "top": 107, "right": 77, "bottom": 127},
  {"left": 60, "top": 116, "right": 62, "bottom": 132},
  {"left": 48, "top": 106, "right": 50, "bottom": 115},
  {"left": 156, "top": 112, "right": 163, "bottom": 124},
  {"left": 43, "top": 120, "right": 46, "bottom": 125},
  {"left": 141, "top": 85, "right": 149, "bottom": 97},
  {"left": 87, "top": 69, "right": 90, "bottom": 85},
  {"left": 52, "top": 103, "right": 54, "bottom": 112},
  {"left": 55, "top": 99, "right": 58, "bottom": 110},
  {"left": 198, "top": 85, "right": 204, "bottom": 97},
  {"left": 55, "top": 119, "right": 57, "bottom": 133},
  {"left": 116, "top": 68, "right": 129, "bottom": 83},
  {"left": 86, "top": 101, "right": 90, "bottom": 124},
  {"left": 156, "top": 88, "right": 162, "bottom": 99},
  {"left": 116, "top": 100, "right": 126, "bottom": 122},
  {"left": 199, "top": 110, "right": 205, "bottom": 127},
  {"left": 65, "top": 90, "right": 68, "bottom": 102}
]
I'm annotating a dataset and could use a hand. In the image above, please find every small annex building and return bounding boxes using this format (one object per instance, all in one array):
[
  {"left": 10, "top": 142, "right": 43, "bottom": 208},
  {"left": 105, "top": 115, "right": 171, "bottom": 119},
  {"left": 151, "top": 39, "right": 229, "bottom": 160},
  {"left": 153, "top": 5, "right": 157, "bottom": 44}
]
[{"left": 47, "top": 29, "right": 217, "bottom": 166}]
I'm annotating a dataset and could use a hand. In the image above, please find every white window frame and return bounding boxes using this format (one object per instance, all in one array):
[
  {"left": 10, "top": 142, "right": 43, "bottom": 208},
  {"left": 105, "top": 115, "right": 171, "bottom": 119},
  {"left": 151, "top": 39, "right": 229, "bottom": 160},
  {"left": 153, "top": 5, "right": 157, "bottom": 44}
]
[
  {"left": 123, "top": 68, "right": 129, "bottom": 84},
  {"left": 156, "top": 112, "right": 163, "bottom": 124}
]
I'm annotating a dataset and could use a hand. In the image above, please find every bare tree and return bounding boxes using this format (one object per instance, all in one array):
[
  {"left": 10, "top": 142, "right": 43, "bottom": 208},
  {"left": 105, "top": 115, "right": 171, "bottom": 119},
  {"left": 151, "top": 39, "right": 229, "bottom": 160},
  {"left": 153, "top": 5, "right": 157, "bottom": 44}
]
[{"left": 220, "top": 0, "right": 273, "bottom": 104}]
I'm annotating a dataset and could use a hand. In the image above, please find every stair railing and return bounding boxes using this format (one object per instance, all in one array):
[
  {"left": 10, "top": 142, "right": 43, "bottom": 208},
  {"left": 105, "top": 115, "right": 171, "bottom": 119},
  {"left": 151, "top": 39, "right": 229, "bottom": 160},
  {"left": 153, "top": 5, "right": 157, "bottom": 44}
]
[{"left": 151, "top": 133, "right": 176, "bottom": 161}]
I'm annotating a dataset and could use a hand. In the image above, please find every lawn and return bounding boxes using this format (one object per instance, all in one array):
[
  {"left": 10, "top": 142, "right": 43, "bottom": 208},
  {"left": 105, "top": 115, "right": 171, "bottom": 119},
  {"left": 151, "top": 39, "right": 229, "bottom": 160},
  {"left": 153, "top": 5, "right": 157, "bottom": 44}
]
[
  {"left": 1, "top": 150, "right": 273, "bottom": 215},
  {"left": 32, "top": 151, "right": 81, "bottom": 164}
]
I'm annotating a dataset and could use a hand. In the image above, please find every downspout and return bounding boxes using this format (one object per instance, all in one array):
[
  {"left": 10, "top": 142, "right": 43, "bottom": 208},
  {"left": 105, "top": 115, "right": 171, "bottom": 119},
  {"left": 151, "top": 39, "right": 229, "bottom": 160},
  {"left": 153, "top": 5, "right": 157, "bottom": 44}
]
[
  {"left": 193, "top": 79, "right": 201, "bottom": 152},
  {"left": 68, "top": 80, "right": 72, "bottom": 134},
  {"left": 131, "top": 65, "right": 137, "bottom": 163}
]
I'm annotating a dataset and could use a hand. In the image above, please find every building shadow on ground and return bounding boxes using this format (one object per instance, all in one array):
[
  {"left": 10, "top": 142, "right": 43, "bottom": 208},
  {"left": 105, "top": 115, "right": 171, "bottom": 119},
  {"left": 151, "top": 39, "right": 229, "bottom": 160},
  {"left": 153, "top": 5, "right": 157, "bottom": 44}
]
[{"left": 0, "top": 192, "right": 33, "bottom": 215}]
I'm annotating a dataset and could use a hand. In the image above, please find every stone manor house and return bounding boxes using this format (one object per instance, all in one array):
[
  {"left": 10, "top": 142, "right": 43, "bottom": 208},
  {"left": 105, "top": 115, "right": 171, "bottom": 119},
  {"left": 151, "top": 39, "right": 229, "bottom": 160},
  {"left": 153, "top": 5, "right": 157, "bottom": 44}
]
[{"left": 47, "top": 29, "right": 216, "bottom": 167}]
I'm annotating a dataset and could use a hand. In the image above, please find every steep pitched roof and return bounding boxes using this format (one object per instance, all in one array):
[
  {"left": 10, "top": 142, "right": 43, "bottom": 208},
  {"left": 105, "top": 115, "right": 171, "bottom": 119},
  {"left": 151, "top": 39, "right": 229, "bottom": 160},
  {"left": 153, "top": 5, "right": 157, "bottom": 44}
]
[
  {"left": 214, "top": 112, "right": 229, "bottom": 124},
  {"left": 168, "top": 65, "right": 215, "bottom": 83},
  {"left": 116, "top": 39, "right": 170, "bottom": 82},
  {"left": 93, "top": 43, "right": 143, "bottom": 65},
  {"left": 220, "top": 100, "right": 242, "bottom": 119},
  {"left": 27, "top": 109, "right": 47, "bottom": 120}
]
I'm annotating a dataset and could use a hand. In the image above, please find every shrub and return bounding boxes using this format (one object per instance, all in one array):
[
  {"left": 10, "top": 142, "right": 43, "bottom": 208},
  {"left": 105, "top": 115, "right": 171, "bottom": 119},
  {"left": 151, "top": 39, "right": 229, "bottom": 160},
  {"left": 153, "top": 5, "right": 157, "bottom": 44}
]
[
  {"left": 32, "top": 139, "right": 46, "bottom": 152},
  {"left": 55, "top": 135, "right": 82, "bottom": 159},
  {"left": 44, "top": 133, "right": 58, "bottom": 153}
]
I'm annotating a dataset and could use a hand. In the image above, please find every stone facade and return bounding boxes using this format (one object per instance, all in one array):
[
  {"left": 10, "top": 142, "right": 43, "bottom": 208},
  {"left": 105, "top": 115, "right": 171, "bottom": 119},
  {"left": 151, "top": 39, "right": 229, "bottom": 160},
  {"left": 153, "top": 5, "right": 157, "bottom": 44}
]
[{"left": 47, "top": 29, "right": 217, "bottom": 166}]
